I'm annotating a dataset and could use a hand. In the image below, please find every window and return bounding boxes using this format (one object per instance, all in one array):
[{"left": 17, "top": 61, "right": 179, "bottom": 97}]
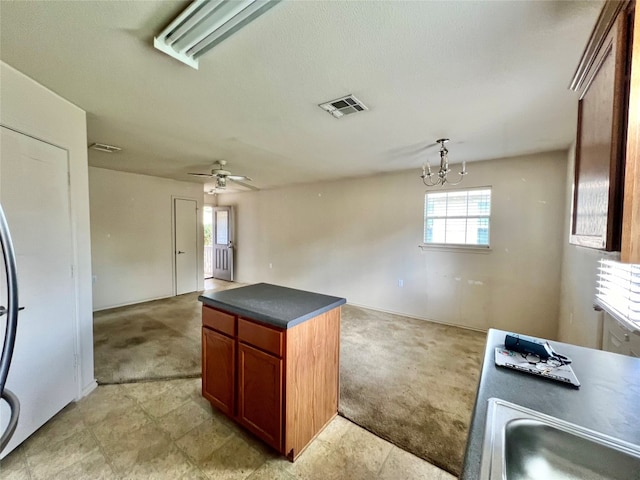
[
  {"left": 423, "top": 187, "right": 492, "bottom": 247},
  {"left": 215, "top": 210, "right": 229, "bottom": 244},
  {"left": 596, "top": 259, "right": 640, "bottom": 330}
]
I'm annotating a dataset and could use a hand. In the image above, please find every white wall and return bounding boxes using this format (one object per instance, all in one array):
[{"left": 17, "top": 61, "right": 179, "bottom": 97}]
[
  {"left": 0, "top": 62, "right": 95, "bottom": 396},
  {"left": 219, "top": 151, "right": 567, "bottom": 338},
  {"left": 557, "top": 145, "right": 618, "bottom": 348},
  {"left": 89, "top": 167, "right": 204, "bottom": 310}
]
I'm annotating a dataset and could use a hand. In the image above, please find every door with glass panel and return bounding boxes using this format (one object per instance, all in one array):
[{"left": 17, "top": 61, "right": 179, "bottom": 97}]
[{"left": 213, "top": 206, "right": 233, "bottom": 281}]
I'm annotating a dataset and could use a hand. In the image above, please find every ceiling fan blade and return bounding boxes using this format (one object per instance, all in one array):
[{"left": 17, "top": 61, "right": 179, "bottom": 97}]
[
  {"left": 227, "top": 175, "right": 252, "bottom": 181},
  {"left": 387, "top": 141, "right": 440, "bottom": 160},
  {"left": 188, "top": 172, "right": 214, "bottom": 177},
  {"left": 228, "top": 178, "right": 259, "bottom": 191}
]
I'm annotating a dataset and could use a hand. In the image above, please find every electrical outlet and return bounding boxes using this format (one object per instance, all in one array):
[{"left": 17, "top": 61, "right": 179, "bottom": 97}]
[
  {"left": 269, "top": 263, "right": 273, "bottom": 269},
  {"left": 398, "top": 279, "right": 404, "bottom": 288}
]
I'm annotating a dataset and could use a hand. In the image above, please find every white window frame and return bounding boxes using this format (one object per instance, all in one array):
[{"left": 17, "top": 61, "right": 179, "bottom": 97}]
[
  {"left": 595, "top": 259, "right": 640, "bottom": 332},
  {"left": 420, "top": 186, "right": 492, "bottom": 251}
]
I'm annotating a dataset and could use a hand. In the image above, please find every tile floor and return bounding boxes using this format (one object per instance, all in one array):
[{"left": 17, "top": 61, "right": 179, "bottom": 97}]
[{"left": 1, "top": 378, "right": 455, "bottom": 480}]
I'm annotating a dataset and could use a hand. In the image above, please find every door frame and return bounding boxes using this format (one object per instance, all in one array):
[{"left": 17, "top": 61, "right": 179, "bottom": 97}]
[
  {"left": 171, "top": 195, "right": 203, "bottom": 296},
  {"left": 0, "top": 124, "right": 84, "bottom": 400}
]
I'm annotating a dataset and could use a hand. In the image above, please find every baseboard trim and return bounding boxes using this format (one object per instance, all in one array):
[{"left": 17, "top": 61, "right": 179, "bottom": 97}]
[
  {"left": 92, "top": 294, "right": 176, "bottom": 312},
  {"left": 98, "top": 373, "right": 201, "bottom": 386},
  {"left": 346, "top": 301, "right": 486, "bottom": 333},
  {"left": 93, "top": 291, "right": 487, "bottom": 333},
  {"left": 80, "top": 379, "right": 98, "bottom": 399}
]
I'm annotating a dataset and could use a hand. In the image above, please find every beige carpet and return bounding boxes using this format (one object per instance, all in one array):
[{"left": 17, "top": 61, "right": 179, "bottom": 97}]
[
  {"left": 339, "top": 304, "right": 486, "bottom": 477},
  {"left": 93, "top": 281, "right": 242, "bottom": 384}
]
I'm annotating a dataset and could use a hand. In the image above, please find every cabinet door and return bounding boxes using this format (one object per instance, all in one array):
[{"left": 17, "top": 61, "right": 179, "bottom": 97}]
[
  {"left": 571, "top": 14, "right": 629, "bottom": 250},
  {"left": 202, "top": 327, "right": 235, "bottom": 416},
  {"left": 602, "top": 315, "right": 631, "bottom": 356},
  {"left": 237, "top": 343, "right": 283, "bottom": 450},
  {"left": 621, "top": 5, "right": 640, "bottom": 263}
]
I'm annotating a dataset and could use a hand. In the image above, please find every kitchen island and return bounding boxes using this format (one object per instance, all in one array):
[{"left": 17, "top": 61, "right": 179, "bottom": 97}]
[
  {"left": 198, "top": 283, "right": 346, "bottom": 460},
  {"left": 462, "top": 328, "right": 640, "bottom": 479}
]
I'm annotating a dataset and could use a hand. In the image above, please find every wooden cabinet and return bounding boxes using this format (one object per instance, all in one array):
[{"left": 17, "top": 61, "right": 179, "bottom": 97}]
[
  {"left": 237, "top": 343, "right": 283, "bottom": 448},
  {"left": 571, "top": 1, "right": 640, "bottom": 262},
  {"left": 202, "top": 305, "right": 235, "bottom": 336},
  {"left": 202, "top": 316, "right": 285, "bottom": 450},
  {"left": 571, "top": 3, "right": 631, "bottom": 250},
  {"left": 201, "top": 304, "right": 340, "bottom": 460},
  {"left": 202, "top": 327, "right": 235, "bottom": 416},
  {"left": 621, "top": 4, "right": 640, "bottom": 263}
]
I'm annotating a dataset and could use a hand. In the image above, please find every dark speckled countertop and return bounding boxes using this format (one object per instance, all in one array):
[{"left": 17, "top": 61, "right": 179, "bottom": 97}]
[
  {"left": 462, "top": 328, "right": 640, "bottom": 479},
  {"left": 198, "top": 283, "right": 346, "bottom": 329}
]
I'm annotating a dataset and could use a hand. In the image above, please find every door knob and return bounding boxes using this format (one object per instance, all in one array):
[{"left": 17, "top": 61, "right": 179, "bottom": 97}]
[{"left": 177, "top": 251, "right": 185, "bottom": 254}]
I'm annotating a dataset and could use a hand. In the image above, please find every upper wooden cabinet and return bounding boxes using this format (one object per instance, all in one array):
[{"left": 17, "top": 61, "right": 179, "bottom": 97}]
[
  {"left": 621, "top": 5, "right": 640, "bottom": 263},
  {"left": 570, "top": 2, "right": 634, "bottom": 251}
]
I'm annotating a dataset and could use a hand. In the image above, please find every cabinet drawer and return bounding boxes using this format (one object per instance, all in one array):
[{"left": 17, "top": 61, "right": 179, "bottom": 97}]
[
  {"left": 238, "top": 318, "right": 284, "bottom": 357},
  {"left": 202, "top": 306, "right": 236, "bottom": 337}
]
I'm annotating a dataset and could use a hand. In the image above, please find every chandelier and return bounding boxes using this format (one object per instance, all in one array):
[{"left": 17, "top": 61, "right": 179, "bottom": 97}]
[{"left": 420, "top": 138, "right": 467, "bottom": 187}]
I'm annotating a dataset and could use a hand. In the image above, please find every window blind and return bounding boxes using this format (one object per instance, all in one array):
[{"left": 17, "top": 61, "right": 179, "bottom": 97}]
[
  {"left": 424, "top": 188, "right": 491, "bottom": 246},
  {"left": 595, "top": 259, "right": 640, "bottom": 329}
]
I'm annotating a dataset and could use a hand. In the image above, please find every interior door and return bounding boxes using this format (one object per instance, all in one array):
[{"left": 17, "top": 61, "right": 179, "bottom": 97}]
[
  {"left": 0, "top": 126, "right": 77, "bottom": 457},
  {"left": 203, "top": 206, "right": 214, "bottom": 278},
  {"left": 213, "top": 206, "right": 233, "bottom": 281},
  {"left": 174, "top": 198, "right": 198, "bottom": 295}
]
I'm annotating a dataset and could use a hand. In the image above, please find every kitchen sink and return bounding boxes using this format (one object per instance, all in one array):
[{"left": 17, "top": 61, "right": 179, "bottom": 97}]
[{"left": 480, "top": 398, "right": 640, "bottom": 480}]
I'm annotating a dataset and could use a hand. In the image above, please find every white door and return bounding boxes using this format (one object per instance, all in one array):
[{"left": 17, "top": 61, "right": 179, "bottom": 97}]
[
  {"left": 0, "top": 127, "right": 77, "bottom": 457},
  {"left": 203, "top": 206, "right": 214, "bottom": 278},
  {"left": 213, "top": 206, "right": 234, "bottom": 281},
  {"left": 174, "top": 198, "right": 198, "bottom": 295}
]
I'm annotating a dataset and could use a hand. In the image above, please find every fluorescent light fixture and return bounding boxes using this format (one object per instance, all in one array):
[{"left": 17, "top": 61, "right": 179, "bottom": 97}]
[{"left": 154, "top": 0, "right": 281, "bottom": 69}]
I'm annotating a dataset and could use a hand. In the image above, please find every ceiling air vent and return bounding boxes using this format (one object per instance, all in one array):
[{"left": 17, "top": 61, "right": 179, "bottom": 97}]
[
  {"left": 318, "top": 94, "right": 368, "bottom": 118},
  {"left": 89, "top": 143, "right": 122, "bottom": 153}
]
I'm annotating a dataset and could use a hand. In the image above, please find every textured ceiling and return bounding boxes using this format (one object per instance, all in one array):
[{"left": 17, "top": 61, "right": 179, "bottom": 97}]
[{"left": 0, "top": 1, "right": 602, "bottom": 192}]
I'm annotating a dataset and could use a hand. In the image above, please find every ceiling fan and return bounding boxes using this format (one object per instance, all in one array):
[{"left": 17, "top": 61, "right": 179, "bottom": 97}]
[{"left": 188, "top": 160, "right": 252, "bottom": 190}]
